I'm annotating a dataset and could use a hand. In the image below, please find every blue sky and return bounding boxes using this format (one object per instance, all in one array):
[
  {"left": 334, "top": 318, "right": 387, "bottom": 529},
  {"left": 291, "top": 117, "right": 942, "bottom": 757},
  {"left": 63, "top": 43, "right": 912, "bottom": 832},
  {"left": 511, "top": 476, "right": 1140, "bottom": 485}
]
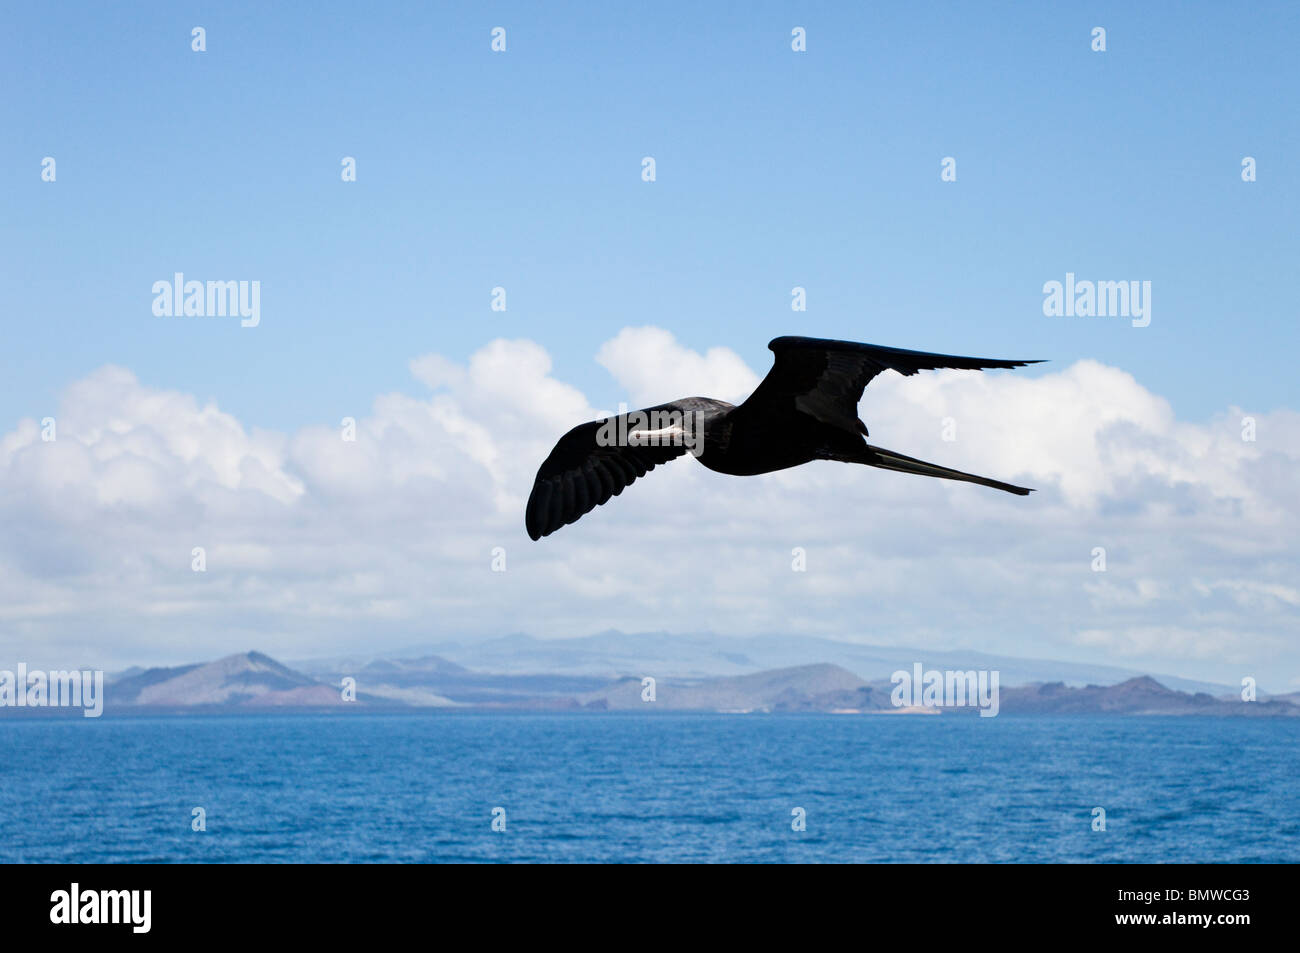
[
  {"left": 1, "top": 3, "right": 1298, "bottom": 686},
  {"left": 3, "top": 1, "right": 1297, "bottom": 427}
]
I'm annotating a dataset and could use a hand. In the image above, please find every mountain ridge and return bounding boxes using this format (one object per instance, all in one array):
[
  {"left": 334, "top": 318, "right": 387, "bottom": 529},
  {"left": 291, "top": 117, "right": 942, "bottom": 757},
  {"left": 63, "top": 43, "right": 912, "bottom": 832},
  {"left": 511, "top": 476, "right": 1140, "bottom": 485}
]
[
  {"left": 295, "top": 629, "right": 1243, "bottom": 696},
  {"left": 6, "top": 650, "right": 1292, "bottom": 717}
]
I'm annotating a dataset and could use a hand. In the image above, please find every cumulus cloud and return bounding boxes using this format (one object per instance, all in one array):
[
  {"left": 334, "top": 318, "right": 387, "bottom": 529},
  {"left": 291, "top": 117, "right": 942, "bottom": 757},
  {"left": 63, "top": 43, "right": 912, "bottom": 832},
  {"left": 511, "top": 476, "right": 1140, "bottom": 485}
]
[
  {"left": 1, "top": 329, "right": 1296, "bottom": 688},
  {"left": 595, "top": 326, "right": 760, "bottom": 407}
]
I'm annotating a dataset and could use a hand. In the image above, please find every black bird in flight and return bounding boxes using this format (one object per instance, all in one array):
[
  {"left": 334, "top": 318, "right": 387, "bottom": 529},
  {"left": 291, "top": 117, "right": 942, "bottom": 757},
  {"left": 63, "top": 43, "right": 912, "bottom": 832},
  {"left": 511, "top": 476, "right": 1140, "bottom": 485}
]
[{"left": 526, "top": 336, "right": 1042, "bottom": 540}]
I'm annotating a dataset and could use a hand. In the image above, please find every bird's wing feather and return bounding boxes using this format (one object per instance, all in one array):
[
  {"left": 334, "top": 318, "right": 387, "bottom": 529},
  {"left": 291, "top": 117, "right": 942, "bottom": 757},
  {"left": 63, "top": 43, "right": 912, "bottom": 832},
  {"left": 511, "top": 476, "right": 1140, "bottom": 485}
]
[
  {"left": 740, "top": 336, "right": 1043, "bottom": 434},
  {"left": 525, "top": 403, "right": 694, "bottom": 540}
]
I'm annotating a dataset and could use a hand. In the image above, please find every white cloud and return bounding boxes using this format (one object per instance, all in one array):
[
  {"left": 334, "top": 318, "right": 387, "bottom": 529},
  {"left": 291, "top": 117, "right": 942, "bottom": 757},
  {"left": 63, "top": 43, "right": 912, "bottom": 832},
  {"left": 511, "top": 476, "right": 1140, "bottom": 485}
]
[
  {"left": 0, "top": 330, "right": 1296, "bottom": 688},
  {"left": 595, "top": 326, "right": 760, "bottom": 407}
]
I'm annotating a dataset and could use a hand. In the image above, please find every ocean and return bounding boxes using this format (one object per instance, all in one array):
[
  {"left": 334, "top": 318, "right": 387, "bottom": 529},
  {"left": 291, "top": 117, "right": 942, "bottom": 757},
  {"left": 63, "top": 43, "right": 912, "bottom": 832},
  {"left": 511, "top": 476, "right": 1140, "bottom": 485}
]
[{"left": 3, "top": 713, "right": 1296, "bottom": 863}]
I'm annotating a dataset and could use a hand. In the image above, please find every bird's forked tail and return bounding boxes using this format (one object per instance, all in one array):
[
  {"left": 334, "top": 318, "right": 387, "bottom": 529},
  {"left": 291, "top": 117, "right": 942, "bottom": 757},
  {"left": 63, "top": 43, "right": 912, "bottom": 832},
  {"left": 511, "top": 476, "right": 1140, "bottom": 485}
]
[{"left": 857, "top": 443, "right": 1033, "bottom": 496}]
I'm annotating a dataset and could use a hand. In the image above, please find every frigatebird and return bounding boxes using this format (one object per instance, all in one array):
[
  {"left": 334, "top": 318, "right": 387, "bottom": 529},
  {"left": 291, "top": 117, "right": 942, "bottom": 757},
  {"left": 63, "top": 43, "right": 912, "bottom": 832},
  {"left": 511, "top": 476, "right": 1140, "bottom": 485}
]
[{"left": 526, "top": 335, "right": 1042, "bottom": 540}]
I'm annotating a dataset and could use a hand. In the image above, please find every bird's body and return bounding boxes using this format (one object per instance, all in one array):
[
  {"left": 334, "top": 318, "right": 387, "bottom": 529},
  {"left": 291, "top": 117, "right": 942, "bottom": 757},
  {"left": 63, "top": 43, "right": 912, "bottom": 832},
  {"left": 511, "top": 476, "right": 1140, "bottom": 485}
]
[{"left": 526, "top": 336, "right": 1042, "bottom": 540}]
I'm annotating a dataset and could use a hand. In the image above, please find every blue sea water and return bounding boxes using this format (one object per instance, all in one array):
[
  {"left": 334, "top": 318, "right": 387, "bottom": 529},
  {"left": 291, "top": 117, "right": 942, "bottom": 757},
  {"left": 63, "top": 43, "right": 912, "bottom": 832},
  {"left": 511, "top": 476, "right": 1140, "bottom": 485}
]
[{"left": 1, "top": 713, "right": 1296, "bottom": 863}]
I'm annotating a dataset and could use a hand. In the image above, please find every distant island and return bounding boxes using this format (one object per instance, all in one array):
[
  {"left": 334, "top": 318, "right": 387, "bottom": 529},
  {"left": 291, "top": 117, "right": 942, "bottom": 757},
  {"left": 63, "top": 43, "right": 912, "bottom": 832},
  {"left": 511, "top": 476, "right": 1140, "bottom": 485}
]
[{"left": 5, "top": 645, "right": 1295, "bottom": 717}]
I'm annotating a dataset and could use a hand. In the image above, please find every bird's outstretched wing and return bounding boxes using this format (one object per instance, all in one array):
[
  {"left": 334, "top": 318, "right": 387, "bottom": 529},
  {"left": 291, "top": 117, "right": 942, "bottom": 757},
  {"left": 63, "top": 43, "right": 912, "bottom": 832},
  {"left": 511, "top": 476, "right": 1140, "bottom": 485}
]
[
  {"left": 739, "top": 336, "right": 1043, "bottom": 435},
  {"left": 526, "top": 403, "right": 696, "bottom": 540}
]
